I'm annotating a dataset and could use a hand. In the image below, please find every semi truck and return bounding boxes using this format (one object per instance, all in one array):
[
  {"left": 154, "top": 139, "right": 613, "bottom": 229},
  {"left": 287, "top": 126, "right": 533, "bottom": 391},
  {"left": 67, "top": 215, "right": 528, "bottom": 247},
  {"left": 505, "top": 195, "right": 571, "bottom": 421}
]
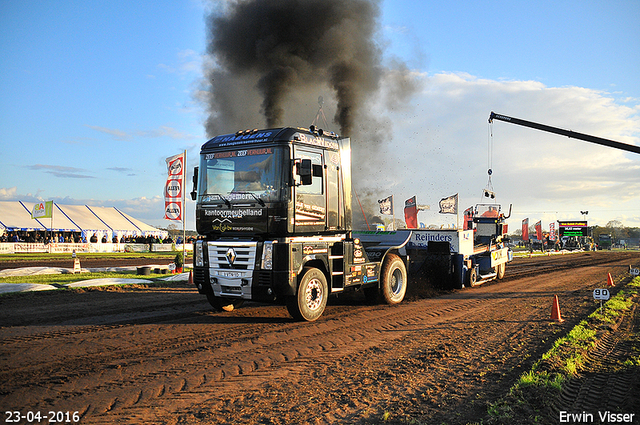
[
  {"left": 190, "top": 127, "right": 414, "bottom": 321},
  {"left": 190, "top": 126, "right": 512, "bottom": 321}
]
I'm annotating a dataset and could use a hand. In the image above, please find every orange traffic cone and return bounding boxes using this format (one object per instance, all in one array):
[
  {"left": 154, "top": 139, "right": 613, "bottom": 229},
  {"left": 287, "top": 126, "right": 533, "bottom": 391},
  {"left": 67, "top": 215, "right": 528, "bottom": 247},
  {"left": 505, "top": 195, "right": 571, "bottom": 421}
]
[
  {"left": 188, "top": 270, "right": 194, "bottom": 284},
  {"left": 551, "top": 295, "right": 564, "bottom": 322},
  {"left": 607, "top": 273, "right": 615, "bottom": 287}
]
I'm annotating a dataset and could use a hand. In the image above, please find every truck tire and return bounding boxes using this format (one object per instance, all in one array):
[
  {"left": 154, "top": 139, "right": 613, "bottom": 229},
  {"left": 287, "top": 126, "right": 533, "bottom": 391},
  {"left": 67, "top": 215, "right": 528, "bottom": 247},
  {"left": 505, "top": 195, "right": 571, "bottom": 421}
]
[
  {"left": 467, "top": 267, "right": 478, "bottom": 287},
  {"left": 286, "top": 267, "right": 328, "bottom": 322},
  {"left": 496, "top": 263, "right": 506, "bottom": 279},
  {"left": 206, "top": 294, "right": 244, "bottom": 312},
  {"left": 380, "top": 254, "right": 407, "bottom": 305}
]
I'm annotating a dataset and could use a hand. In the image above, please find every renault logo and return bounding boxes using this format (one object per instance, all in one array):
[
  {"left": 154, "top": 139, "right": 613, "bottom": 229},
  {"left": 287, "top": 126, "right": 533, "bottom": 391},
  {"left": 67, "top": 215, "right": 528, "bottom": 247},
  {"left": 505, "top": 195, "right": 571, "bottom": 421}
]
[{"left": 225, "top": 248, "right": 237, "bottom": 266}]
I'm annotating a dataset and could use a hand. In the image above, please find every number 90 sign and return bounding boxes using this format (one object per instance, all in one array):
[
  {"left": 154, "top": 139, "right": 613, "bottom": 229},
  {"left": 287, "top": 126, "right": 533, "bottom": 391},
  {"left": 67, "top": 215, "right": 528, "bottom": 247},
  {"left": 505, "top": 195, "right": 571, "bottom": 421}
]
[{"left": 593, "top": 288, "right": 610, "bottom": 301}]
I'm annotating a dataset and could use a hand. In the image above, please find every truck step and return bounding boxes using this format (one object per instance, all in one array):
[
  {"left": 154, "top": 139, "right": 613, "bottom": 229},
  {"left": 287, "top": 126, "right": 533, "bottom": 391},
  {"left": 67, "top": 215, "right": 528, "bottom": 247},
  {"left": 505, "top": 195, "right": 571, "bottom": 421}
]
[
  {"left": 476, "top": 272, "right": 497, "bottom": 284},
  {"left": 329, "top": 255, "right": 344, "bottom": 260},
  {"left": 331, "top": 271, "right": 344, "bottom": 276}
]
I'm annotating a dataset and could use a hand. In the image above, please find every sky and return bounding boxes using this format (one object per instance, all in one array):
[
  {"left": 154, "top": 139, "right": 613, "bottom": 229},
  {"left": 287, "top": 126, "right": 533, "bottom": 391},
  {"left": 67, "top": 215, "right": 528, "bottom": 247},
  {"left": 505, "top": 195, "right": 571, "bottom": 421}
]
[{"left": 1, "top": 0, "right": 639, "bottom": 233}]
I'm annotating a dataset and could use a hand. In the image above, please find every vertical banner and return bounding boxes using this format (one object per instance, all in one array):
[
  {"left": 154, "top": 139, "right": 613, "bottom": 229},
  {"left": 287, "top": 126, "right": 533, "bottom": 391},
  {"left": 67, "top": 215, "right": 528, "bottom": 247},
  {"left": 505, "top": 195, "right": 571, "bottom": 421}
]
[
  {"left": 404, "top": 196, "right": 418, "bottom": 229},
  {"left": 549, "top": 222, "right": 556, "bottom": 241},
  {"left": 522, "top": 218, "right": 529, "bottom": 241},
  {"left": 535, "top": 220, "right": 542, "bottom": 240},
  {"left": 164, "top": 152, "right": 184, "bottom": 221}
]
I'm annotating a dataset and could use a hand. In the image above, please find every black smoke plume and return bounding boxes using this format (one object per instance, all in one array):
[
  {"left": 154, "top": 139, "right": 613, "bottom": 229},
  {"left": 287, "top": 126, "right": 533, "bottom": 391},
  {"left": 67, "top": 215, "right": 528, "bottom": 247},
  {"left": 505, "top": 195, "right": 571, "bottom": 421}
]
[{"left": 204, "top": 0, "right": 383, "bottom": 137}]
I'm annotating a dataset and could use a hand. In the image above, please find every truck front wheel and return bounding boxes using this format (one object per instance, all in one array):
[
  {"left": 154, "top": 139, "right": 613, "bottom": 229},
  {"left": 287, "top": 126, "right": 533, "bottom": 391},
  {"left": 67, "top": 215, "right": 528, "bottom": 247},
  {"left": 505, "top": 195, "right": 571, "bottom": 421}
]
[
  {"left": 496, "top": 263, "right": 506, "bottom": 279},
  {"left": 380, "top": 254, "right": 407, "bottom": 305},
  {"left": 206, "top": 294, "right": 244, "bottom": 312},
  {"left": 286, "top": 267, "right": 328, "bottom": 321}
]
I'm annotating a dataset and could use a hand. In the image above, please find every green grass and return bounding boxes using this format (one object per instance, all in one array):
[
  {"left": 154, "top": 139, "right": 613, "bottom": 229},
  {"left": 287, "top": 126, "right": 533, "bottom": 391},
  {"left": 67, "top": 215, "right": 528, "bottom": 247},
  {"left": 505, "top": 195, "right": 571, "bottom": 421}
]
[
  {"left": 0, "top": 270, "right": 182, "bottom": 285},
  {"left": 487, "top": 276, "right": 640, "bottom": 424}
]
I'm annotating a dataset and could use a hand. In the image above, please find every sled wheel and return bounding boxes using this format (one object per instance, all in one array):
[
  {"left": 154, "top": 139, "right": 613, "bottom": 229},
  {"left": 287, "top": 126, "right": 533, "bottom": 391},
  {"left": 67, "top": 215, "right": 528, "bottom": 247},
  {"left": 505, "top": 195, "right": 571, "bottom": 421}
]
[{"left": 467, "top": 268, "right": 478, "bottom": 287}]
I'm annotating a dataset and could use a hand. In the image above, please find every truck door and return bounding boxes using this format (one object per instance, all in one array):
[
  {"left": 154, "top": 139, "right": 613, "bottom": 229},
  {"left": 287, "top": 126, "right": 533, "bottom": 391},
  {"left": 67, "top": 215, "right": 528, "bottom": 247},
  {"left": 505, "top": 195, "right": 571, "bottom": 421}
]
[
  {"left": 325, "top": 151, "right": 340, "bottom": 230},
  {"left": 294, "top": 148, "right": 326, "bottom": 233}
]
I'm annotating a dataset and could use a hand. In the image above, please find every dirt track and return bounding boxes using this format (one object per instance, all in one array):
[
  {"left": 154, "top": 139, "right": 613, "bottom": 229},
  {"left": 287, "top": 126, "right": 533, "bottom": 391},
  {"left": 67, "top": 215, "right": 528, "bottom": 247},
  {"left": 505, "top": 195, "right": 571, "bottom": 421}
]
[{"left": 1, "top": 251, "right": 639, "bottom": 424}]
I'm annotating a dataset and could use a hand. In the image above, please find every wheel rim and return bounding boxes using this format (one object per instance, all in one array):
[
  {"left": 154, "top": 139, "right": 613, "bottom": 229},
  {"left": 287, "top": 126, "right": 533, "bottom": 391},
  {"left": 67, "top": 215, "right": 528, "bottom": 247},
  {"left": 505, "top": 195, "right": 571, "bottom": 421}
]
[
  {"left": 390, "top": 268, "right": 404, "bottom": 295},
  {"left": 305, "top": 278, "right": 324, "bottom": 311}
]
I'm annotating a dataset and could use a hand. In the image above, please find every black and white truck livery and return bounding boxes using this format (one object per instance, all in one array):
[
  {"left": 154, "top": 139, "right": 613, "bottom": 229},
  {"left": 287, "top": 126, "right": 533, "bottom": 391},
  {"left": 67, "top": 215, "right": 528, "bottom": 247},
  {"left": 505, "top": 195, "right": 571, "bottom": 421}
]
[
  {"left": 190, "top": 126, "right": 512, "bottom": 321},
  {"left": 190, "top": 127, "right": 411, "bottom": 321}
]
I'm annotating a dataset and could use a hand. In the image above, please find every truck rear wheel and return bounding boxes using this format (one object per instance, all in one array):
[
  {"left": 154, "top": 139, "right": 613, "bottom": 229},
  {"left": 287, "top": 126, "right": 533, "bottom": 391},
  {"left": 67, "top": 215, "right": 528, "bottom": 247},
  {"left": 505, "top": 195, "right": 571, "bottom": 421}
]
[
  {"left": 380, "top": 254, "right": 407, "bottom": 305},
  {"left": 467, "top": 268, "right": 478, "bottom": 287},
  {"left": 286, "top": 267, "right": 328, "bottom": 322},
  {"left": 206, "top": 294, "right": 244, "bottom": 312}
]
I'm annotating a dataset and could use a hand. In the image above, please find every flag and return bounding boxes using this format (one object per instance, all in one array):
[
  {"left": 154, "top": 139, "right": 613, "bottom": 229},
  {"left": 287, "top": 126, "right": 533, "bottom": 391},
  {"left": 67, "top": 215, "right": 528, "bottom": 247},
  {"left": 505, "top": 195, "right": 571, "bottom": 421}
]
[
  {"left": 463, "top": 206, "right": 473, "bottom": 230},
  {"left": 164, "top": 152, "right": 185, "bottom": 221},
  {"left": 549, "top": 222, "right": 556, "bottom": 241},
  {"left": 31, "top": 201, "right": 53, "bottom": 219},
  {"left": 404, "top": 196, "right": 418, "bottom": 229},
  {"left": 438, "top": 194, "right": 458, "bottom": 214},
  {"left": 535, "top": 220, "right": 542, "bottom": 240},
  {"left": 522, "top": 218, "right": 529, "bottom": 241},
  {"left": 378, "top": 196, "right": 393, "bottom": 215}
]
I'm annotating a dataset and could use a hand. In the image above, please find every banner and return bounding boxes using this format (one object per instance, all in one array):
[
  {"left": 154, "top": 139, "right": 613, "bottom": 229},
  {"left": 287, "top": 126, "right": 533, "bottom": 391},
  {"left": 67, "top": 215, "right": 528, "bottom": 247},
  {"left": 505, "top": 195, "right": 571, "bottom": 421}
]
[
  {"left": 31, "top": 201, "right": 53, "bottom": 219},
  {"left": 438, "top": 193, "right": 458, "bottom": 214},
  {"left": 522, "top": 218, "right": 529, "bottom": 241},
  {"left": 404, "top": 196, "right": 418, "bottom": 229},
  {"left": 549, "top": 222, "right": 556, "bottom": 241},
  {"left": 164, "top": 152, "right": 184, "bottom": 221},
  {"left": 535, "top": 220, "right": 543, "bottom": 240},
  {"left": 378, "top": 196, "right": 393, "bottom": 216}
]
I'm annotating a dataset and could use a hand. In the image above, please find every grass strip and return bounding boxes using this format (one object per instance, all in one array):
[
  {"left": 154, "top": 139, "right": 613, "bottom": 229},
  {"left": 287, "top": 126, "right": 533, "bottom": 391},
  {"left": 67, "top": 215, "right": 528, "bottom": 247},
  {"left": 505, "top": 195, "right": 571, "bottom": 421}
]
[
  {"left": 0, "top": 271, "right": 185, "bottom": 285},
  {"left": 0, "top": 252, "right": 185, "bottom": 262},
  {"left": 486, "top": 276, "right": 640, "bottom": 424}
]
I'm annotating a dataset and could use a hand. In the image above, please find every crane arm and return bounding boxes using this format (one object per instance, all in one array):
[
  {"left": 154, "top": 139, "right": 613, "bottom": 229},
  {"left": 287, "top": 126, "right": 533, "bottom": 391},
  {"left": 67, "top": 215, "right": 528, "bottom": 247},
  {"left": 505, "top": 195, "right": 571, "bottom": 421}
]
[{"left": 488, "top": 111, "right": 640, "bottom": 155}]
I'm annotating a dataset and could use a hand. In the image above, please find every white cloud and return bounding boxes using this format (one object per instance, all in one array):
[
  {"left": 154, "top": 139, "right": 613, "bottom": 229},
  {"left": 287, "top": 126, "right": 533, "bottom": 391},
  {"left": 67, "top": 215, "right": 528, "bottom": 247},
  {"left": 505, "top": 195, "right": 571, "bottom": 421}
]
[
  {"left": 0, "top": 187, "right": 18, "bottom": 200},
  {"left": 85, "top": 125, "right": 131, "bottom": 141},
  {"left": 357, "top": 71, "right": 640, "bottom": 228},
  {"left": 136, "top": 126, "right": 198, "bottom": 140}
]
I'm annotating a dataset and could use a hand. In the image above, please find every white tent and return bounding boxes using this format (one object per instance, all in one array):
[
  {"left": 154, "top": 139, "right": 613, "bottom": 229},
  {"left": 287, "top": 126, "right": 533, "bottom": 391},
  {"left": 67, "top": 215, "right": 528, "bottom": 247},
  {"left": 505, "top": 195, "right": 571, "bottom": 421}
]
[
  {"left": 0, "top": 201, "right": 167, "bottom": 239},
  {"left": 0, "top": 202, "right": 47, "bottom": 231}
]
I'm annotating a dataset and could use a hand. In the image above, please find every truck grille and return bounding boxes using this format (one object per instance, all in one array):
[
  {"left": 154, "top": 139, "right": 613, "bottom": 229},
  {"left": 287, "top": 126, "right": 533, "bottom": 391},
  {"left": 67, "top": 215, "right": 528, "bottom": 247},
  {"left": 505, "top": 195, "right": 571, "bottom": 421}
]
[{"left": 208, "top": 241, "right": 257, "bottom": 271}]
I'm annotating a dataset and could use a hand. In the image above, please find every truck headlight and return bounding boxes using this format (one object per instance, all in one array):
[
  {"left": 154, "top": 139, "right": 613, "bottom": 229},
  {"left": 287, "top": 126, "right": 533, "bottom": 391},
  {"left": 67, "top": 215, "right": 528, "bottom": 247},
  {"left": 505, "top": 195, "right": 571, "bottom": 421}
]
[
  {"left": 261, "top": 241, "right": 274, "bottom": 270},
  {"left": 195, "top": 240, "right": 204, "bottom": 267}
]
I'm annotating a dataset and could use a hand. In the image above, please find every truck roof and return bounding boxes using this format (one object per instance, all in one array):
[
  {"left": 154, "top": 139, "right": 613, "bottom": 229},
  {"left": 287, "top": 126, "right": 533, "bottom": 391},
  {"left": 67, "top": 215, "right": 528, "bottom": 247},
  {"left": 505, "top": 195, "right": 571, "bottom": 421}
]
[{"left": 201, "top": 127, "right": 342, "bottom": 152}]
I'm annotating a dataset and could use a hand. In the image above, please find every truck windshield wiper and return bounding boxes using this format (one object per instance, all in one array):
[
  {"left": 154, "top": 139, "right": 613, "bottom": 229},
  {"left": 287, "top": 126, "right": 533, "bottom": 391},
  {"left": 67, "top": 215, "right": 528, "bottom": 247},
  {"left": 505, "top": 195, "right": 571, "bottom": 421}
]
[
  {"left": 231, "top": 191, "right": 266, "bottom": 207},
  {"left": 213, "top": 193, "right": 231, "bottom": 207}
]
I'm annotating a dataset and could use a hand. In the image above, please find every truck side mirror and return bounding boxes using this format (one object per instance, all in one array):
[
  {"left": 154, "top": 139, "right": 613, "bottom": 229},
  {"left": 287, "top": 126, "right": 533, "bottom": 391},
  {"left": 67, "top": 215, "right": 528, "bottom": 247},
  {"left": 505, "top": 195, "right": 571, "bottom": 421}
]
[
  {"left": 190, "top": 167, "right": 198, "bottom": 201},
  {"left": 297, "top": 159, "right": 313, "bottom": 185}
]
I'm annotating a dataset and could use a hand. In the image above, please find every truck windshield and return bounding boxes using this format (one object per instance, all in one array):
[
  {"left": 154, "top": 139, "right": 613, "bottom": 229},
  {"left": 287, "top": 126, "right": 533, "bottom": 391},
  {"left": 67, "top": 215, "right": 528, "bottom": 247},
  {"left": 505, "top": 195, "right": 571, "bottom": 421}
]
[{"left": 198, "top": 147, "right": 286, "bottom": 204}]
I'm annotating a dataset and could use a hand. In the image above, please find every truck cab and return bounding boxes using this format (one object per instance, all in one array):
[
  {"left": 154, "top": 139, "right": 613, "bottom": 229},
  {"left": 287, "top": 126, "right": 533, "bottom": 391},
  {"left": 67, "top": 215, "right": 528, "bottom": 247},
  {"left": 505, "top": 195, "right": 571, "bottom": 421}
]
[{"left": 191, "top": 127, "right": 408, "bottom": 321}]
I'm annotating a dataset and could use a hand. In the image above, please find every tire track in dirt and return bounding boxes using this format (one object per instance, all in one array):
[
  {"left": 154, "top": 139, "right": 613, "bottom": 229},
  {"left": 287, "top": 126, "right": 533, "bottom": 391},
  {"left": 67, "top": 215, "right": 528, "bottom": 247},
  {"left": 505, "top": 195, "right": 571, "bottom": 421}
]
[
  {"left": 90, "top": 278, "right": 573, "bottom": 424},
  {"left": 2, "top": 293, "right": 491, "bottom": 424},
  {"left": 1, "top": 252, "right": 637, "bottom": 425},
  {"left": 555, "top": 302, "right": 640, "bottom": 416}
]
